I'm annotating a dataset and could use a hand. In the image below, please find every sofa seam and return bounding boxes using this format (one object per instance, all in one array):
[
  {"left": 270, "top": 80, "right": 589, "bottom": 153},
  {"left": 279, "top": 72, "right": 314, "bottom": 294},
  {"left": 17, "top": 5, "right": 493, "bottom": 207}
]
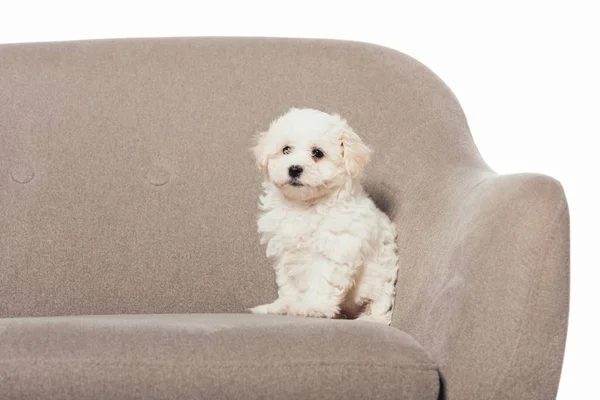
[{"left": 1, "top": 359, "right": 438, "bottom": 370}]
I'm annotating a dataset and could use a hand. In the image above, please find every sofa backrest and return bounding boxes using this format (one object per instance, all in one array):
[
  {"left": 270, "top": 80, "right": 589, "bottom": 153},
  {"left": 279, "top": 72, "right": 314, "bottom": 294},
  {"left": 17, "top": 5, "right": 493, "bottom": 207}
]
[{"left": 0, "top": 37, "right": 485, "bottom": 318}]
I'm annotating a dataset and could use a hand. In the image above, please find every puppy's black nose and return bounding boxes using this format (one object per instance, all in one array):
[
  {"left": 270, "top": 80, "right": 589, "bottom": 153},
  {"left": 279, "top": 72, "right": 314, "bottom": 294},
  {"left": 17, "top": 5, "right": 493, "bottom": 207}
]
[{"left": 288, "top": 165, "right": 303, "bottom": 178}]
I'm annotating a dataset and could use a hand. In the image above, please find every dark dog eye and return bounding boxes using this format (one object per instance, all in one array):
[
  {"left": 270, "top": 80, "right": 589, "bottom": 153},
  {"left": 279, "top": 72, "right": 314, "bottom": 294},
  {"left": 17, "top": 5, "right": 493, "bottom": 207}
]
[
  {"left": 312, "top": 149, "right": 324, "bottom": 159},
  {"left": 283, "top": 146, "right": 292, "bottom": 155}
]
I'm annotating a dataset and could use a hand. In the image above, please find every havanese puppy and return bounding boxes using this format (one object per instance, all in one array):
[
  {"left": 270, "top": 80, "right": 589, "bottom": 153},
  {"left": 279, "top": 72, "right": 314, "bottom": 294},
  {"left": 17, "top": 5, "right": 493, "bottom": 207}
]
[{"left": 249, "top": 108, "right": 399, "bottom": 324}]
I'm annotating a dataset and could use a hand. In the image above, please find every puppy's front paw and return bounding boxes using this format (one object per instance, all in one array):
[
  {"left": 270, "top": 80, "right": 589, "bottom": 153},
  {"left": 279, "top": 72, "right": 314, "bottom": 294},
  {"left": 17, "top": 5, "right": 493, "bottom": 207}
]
[
  {"left": 287, "top": 303, "right": 339, "bottom": 319},
  {"left": 249, "top": 300, "right": 289, "bottom": 315},
  {"left": 249, "top": 304, "right": 271, "bottom": 315}
]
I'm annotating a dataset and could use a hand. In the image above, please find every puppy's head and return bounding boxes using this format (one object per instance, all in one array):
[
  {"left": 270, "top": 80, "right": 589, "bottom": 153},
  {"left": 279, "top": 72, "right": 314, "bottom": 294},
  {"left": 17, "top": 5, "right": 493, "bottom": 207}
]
[{"left": 252, "top": 108, "right": 371, "bottom": 202}]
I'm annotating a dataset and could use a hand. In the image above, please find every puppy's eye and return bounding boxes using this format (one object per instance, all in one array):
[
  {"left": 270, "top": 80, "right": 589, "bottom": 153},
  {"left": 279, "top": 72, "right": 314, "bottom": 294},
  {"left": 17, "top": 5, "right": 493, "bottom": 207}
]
[
  {"left": 311, "top": 149, "right": 324, "bottom": 159},
  {"left": 282, "top": 146, "right": 292, "bottom": 155}
]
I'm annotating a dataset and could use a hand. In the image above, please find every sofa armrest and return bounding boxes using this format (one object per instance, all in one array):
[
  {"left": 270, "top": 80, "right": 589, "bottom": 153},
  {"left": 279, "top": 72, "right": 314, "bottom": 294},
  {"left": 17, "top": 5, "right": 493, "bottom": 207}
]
[{"left": 394, "top": 173, "right": 569, "bottom": 399}]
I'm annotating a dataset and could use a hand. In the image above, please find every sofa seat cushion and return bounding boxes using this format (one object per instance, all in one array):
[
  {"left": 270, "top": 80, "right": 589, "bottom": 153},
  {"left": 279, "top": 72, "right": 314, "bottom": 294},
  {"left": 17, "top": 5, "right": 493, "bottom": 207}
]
[{"left": 0, "top": 314, "right": 439, "bottom": 399}]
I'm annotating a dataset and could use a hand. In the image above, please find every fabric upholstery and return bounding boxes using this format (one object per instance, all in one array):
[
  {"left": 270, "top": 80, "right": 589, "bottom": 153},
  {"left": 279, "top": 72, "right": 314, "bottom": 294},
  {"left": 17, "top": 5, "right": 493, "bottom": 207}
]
[
  {"left": 0, "top": 314, "right": 439, "bottom": 399},
  {"left": 0, "top": 37, "right": 569, "bottom": 399}
]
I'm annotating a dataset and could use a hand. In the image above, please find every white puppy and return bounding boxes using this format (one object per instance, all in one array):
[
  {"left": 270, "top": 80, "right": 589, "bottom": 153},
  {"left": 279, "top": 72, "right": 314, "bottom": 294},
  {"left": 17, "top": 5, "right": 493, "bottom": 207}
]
[{"left": 249, "top": 108, "right": 399, "bottom": 324}]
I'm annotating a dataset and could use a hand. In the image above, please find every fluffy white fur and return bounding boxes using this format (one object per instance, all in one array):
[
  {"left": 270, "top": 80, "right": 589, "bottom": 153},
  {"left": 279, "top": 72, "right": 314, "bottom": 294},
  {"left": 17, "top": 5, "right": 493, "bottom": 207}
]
[{"left": 249, "top": 108, "right": 399, "bottom": 324}]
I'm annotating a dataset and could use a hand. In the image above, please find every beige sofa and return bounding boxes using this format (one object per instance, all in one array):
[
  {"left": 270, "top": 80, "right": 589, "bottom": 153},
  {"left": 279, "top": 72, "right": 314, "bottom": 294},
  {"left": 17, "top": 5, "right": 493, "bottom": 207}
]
[{"left": 0, "top": 37, "right": 569, "bottom": 399}]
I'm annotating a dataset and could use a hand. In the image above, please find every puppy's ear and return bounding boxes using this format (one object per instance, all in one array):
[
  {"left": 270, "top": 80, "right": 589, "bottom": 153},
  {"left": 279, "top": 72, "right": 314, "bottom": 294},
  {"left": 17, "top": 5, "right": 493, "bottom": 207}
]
[
  {"left": 251, "top": 131, "right": 269, "bottom": 173},
  {"left": 340, "top": 122, "right": 371, "bottom": 178}
]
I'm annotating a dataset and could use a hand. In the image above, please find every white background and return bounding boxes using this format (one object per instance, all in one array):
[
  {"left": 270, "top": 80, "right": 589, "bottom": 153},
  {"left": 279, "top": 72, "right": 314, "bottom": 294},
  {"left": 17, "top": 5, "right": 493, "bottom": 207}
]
[{"left": 1, "top": 1, "right": 597, "bottom": 398}]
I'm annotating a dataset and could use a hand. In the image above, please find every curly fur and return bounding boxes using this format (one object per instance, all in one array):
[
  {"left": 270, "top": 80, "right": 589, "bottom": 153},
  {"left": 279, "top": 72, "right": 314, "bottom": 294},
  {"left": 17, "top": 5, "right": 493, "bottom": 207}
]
[{"left": 249, "top": 108, "right": 399, "bottom": 324}]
